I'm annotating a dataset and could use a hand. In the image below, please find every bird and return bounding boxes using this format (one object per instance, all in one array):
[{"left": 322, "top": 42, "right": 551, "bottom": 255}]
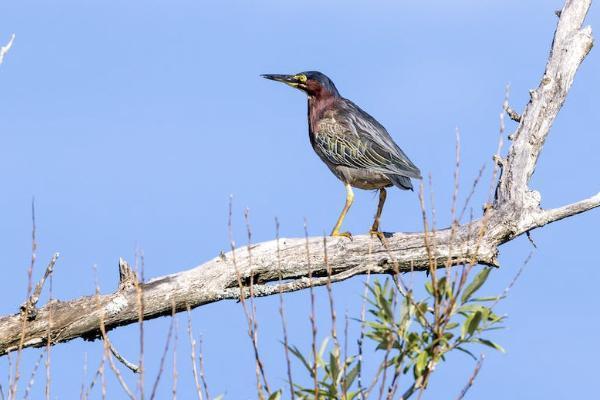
[{"left": 261, "top": 71, "right": 421, "bottom": 238}]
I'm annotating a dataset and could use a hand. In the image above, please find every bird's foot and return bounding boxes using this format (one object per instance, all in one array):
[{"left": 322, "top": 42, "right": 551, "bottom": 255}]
[
  {"left": 331, "top": 230, "right": 352, "bottom": 239},
  {"left": 369, "top": 229, "right": 385, "bottom": 243}
]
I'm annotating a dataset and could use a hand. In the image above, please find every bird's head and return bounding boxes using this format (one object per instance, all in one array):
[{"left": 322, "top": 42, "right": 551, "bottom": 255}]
[{"left": 261, "top": 71, "right": 340, "bottom": 99}]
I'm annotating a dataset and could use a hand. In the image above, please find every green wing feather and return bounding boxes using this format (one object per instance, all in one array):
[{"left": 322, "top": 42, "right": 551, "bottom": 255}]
[{"left": 313, "top": 100, "right": 422, "bottom": 180}]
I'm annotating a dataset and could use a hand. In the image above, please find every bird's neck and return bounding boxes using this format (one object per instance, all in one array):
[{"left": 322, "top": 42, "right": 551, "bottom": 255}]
[{"left": 308, "top": 94, "right": 337, "bottom": 131}]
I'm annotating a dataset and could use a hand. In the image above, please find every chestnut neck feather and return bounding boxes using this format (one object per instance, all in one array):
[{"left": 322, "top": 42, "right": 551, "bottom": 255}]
[{"left": 307, "top": 90, "right": 338, "bottom": 134}]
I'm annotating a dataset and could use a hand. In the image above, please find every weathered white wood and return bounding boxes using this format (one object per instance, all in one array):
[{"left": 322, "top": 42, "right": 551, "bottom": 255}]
[
  {"left": 0, "top": 0, "right": 598, "bottom": 357},
  {"left": 0, "top": 33, "right": 15, "bottom": 65}
]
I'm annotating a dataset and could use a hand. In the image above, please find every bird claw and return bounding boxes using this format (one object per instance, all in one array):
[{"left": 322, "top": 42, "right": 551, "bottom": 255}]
[
  {"left": 369, "top": 229, "right": 385, "bottom": 243},
  {"left": 331, "top": 231, "right": 353, "bottom": 240}
]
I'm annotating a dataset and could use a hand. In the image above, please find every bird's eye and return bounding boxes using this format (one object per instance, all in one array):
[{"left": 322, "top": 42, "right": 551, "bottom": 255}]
[{"left": 295, "top": 74, "right": 308, "bottom": 83}]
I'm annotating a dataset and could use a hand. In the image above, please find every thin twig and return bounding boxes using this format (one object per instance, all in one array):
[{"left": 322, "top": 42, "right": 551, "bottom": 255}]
[
  {"left": 83, "top": 357, "right": 105, "bottom": 399},
  {"left": 526, "top": 231, "right": 537, "bottom": 248},
  {"left": 84, "top": 264, "right": 105, "bottom": 400},
  {"left": 323, "top": 236, "right": 338, "bottom": 346},
  {"left": 377, "top": 351, "right": 390, "bottom": 400},
  {"left": 446, "top": 127, "right": 463, "bottom": 280},
  {"left": 21, "top": 253, "right": 59, "bottom": 319},
  {"left": 136, "top": 249, "right": 146, "bottom": 400},
  {"left": 101, "top": 332, "right": 136, "bottom": 400},
  {"left": 386, "top": 362, "right": 403, "bottom": 400},
  {"left": 323, "top": 235, "right": 344, "bottom": 394},
  {"left": 503, "top": 98, "right": 522, "bottom": 123},
  {"left": 357, "top": 271, "right": 372, "bottom": 400},
  {"left": 490, "top": 252, "right": 533, "bottom": 310},
  {"left": 377, "top": 282, "right": 400, "bottom": 400},
  {"left": 172, "top": 311, "right": 179, "bottom": 400},
  {"left": 244, "top": 209, "right": 270, "bottom": 399},
  {"left": 45, "top": 274, "right": 53, "bottom": 400},
  {"left": 10, "top": 200, "right": 38, "bottom": 399},
  {"left": 100, "top": 340, "right": 107, "bottom": 400},
  {"left": 304, "top": 221, "right": 319, "bottom": 399},
  {"left": 95, "top": 266, "right": 136, "bottom": 400},
  {"left": 457, "top": 165, "right": 486, "bottom": 224},
  {"left": 343, "top": 310, "right": 349, "bottom": 400},
  {"left": 108, "top": 341, "right": 140, "bottom": 374},
  {"left": 275, "top": 218, "right": 295, "bottom": 400},
  {"left": 364, "top": 359, "right": 389, "bottom": 398},
  {"left": 7, "top": 352, "right": 12, "bottom": 399},
  {"left": 455, "top": 355, "right": 485, "bottom": 400},
  {"left": 228, "top": 197, "right": 270, "bottom": 397},
  {"left": 22, "top": 352, "right": 44, "bottom": 399},
  {"left": 187, "top": 307, "right": 205, "bottom": 400},
  {"left": 79, "top": 352, "right": 88, "bottom": 400},
  {"left": 198, "top": 335, "right": 211, "bottom": 400}
]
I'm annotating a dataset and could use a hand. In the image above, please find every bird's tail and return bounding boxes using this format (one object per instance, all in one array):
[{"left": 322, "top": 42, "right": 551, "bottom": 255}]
[{"left": 387, "top": 174, "right": 414, "bottom": 191}]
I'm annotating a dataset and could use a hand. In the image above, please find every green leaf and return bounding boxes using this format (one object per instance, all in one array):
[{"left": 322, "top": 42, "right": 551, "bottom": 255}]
[
  {"left": 461, "top": 311, "right": 483, "bottom": 339},
  {"left": 342, "top": 363, "right": 360, "bottom": 393},
  {"left": 287, "top": 345, "right": 314, "bottom": 376},
  {"left": 468, "top": 311, "right": 483, "bottom": 336},
  {"left": 329, "top": 350, "right": 341, "bottom": 382},
  {"left": 436, "top": 276, "right": 448, "bottom": 300},
  {"left": 380, "top": 295, "right": 394, "bottom": 321},
  {"left": 425, "top": 280, "right": 434, "bottom": 296},
  {"left": 475, "top": 338, "right": 505, "bottom": 353},
  {"left": 268, "top": 390, "right": 282, "bottom": 400},
  {"left": 347, "top": 392, "right": 359, "bottom": 400},
  {"left": 470, "top": 295, "right": 504, "bottom": 302},
  {"left": 445, "top": 322, "right": 459, "bottom": 330},
  {"left": 415, "top": 302, "right": 429, "bottom": 327},
  {"left": 461, "top": 267, "right": 492, "bottom": 304},
  {"left": 483, "top": 326, "right": 506, "bottom": 332},
  {"left": 318, "top": 337, "right": 330, "bottom": 366},
  {"left": 486, "top": 311, "right": 505, "bottom": 324},
  {"left": 414, "top": 350, "right": 428, "bottom": 378},
  {"left": 455, "top": 346, "right": 478, "bottom": 361},
  {"left": 457, "top": 304, "right": 486, "bottom": 315}
]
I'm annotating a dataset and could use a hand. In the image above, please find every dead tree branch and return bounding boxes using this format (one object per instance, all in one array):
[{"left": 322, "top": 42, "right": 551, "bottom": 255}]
[
  {"left": 0, "top": 33, "right": 15, "bottom": 65},
  {"left": 20, "top": 253, "right": 60, "bottom": 320},
  {"left": 0, "top": 0, "right": 597, "bottom": 357}
]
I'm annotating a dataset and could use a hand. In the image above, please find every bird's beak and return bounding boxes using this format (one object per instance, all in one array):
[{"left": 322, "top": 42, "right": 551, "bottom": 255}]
[{"left": 261, "top": 74, "right": 301, "bottom": 88}]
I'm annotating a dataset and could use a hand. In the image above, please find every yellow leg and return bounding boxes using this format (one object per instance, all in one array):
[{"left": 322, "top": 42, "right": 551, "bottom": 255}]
[
  {"left": 369, "top": 188, "right": 387, "bottom": 239},
  {"left": 331, "top": 183, "right": 354, "bottom": 238}
]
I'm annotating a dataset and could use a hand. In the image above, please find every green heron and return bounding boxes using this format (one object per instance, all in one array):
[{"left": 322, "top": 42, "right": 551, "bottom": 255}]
[{"left": 262, "top": 71, "right": 421, "bottom": 238}]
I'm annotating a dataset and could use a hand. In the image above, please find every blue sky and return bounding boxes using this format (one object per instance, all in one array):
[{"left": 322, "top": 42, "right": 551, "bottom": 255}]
[{"left": 1, "top": 0, "right": 598, "bottom": 399}]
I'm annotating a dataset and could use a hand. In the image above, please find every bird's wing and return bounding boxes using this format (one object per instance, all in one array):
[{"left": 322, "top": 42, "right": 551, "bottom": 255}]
[{"left": 313, "top": 101, "right": 422, "bottom": 179}]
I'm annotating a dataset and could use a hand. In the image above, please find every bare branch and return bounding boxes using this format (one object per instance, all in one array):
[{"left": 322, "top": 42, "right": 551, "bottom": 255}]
[
  {"left": 21, "top": 253, "right": 59, "bottom": 319},
  {"left": 275, "top": 219, "right": 295, "bottom": 400},
  {"left": 455, "top": 356, "right": 485, "bottom": 400},
  {"left": 101, "top": 334, "right": 136, "bottom": 400},
  {"left": 534, "top": 192, "right": 600, "bottom": 227},
  {"left": 107, "top": 341, "right": 140, "bottom": 374},
  {"left": 118, "top": 258, "right": 139, "bottom": 291},
  {"left": 0, "top": 34, "right": 15, "bottom": 65},
  {"left": 497, "top": 0, "right": 593, "bottom": 205},
  {"left": 187, "top": 308, "right": 205, "bottom": 400},
  {"left": 149, "top": 302, "right": 175, "bottom": 400},
  {"left": 23, "top": 352, "right": 44, "bottom": 399},
  {"left": 503, "top": 103, "right": 522, "bottom": 123}
]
